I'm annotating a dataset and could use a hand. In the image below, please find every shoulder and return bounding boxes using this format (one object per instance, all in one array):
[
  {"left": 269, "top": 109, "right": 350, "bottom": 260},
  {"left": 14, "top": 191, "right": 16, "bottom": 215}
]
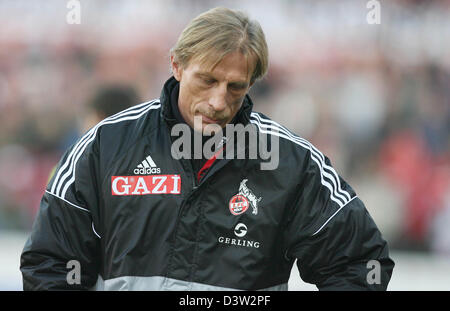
[
  {"left": 251, "top": 112, "right": 357, "bottom": 214},
  {"left": 95, "top": 99, "right": 161, "bottom": 137},
  {"left": 249, "top": 111, "right": 349, "bottom": 191},
  {"left": 249, "top": 111, "right": 316, "bottom": 158},
  {"left": 88, "top": 98, "right": 161, "bottom": 148},
  {"left": 69, "top": 98, "right": 161, "bottom": 168}
]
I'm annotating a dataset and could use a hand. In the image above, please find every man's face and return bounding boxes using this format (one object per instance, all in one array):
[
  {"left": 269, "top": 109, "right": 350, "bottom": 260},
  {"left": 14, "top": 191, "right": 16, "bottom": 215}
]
[{"left": 171, "top": 51, "right": 255, "bottom": 131}]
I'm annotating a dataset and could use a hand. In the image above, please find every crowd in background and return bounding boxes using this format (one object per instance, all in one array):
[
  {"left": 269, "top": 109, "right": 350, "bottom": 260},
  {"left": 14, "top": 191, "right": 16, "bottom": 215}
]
[{"left": 0, "top": 0, "right": 449, "bottom": 255}]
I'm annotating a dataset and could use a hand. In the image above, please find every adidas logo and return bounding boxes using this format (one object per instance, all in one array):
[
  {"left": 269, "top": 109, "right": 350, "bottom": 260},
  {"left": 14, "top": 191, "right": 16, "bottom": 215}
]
[{"left": 134, "top": 155, "right": 161, "bottom": 175}]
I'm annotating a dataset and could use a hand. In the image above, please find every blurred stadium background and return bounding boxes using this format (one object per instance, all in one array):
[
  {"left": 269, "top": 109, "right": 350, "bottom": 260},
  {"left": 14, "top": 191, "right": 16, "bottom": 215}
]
[{"left": 0, "top": 0, "right": 449, "bottom": 290}]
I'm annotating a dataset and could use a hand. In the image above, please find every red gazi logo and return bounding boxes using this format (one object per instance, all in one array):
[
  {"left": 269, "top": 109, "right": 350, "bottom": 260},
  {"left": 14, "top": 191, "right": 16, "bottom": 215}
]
[{"left": 111, "top": 175, "right": 181, "bottom": 195}]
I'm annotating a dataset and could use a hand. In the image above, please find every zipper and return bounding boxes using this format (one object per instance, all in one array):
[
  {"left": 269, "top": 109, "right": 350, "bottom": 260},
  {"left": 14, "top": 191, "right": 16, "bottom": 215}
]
[{"left": 165, "top": 157, "right": 199, "bottom": 282}]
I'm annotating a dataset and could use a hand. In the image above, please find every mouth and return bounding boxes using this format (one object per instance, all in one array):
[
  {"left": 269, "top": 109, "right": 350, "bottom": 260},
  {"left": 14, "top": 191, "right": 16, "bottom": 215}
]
[{"left": 200, "top": 114, "right": 221, "bottom": 125}]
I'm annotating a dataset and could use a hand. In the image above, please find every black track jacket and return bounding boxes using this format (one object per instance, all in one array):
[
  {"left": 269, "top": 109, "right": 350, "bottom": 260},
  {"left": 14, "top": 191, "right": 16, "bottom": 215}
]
[{"left": 20, "top": 77, "right": 394, "bottom": 291}]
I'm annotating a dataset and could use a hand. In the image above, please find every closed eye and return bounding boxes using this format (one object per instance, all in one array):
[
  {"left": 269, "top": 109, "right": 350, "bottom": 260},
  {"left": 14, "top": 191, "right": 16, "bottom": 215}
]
[
  {"left": 229, "top": 83, "right": 248, "bottom": 91},
  {"left": 197, "top": 74, "right": 216, "bottom": 85},
  {"left": 203, "top": 78, "right": 216, "bottom": 85}
]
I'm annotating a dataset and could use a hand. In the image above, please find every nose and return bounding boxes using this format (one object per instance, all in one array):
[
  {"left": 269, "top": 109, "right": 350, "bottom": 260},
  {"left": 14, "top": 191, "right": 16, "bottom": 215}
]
[{"left": 208, "top": 84, "right": 227, "bottom": 112}]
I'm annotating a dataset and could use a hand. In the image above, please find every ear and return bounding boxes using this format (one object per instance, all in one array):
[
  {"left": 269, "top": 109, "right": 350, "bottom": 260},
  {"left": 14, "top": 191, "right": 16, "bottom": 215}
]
[{"left": 171, "top": 55, "right": 183, "bottom": 81}]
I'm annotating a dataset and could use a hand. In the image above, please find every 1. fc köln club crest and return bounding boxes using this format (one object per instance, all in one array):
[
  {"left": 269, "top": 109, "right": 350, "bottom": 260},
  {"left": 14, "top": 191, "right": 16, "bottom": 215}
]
[{"left": 229, "top": 179, "right": 262, "bottom": 215}]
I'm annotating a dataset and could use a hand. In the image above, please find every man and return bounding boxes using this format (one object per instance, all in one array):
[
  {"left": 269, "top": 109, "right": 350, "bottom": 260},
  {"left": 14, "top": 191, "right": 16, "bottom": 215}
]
[{"left": 20, "top": 7, "right": 394, "bottom": 291}]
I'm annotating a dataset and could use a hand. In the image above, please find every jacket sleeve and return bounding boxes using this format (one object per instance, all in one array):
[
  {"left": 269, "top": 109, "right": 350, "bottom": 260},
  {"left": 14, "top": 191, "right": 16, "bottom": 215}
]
[
  {"left": 20, "top": 137, "right": 102, "bottom": 290},
  {"left": 285, "top": 149, "right": 395, "bottom": 291}
]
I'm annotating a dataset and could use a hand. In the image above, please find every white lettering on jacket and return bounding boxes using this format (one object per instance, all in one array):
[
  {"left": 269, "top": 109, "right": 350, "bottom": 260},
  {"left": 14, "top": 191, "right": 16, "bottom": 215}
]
[{"left": 111, "top": 175, "right": 181, "bottom": 195}]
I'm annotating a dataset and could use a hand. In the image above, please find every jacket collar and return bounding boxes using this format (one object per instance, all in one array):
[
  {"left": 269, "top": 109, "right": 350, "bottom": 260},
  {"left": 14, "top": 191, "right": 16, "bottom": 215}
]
[{"left": 160, "top": 76, "right": 254, "bottom": 127}]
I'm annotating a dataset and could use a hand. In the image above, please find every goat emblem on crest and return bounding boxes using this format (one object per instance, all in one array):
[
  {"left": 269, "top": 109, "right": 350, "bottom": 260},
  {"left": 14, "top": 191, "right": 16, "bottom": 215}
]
[{"left": 238, "top": 179, "right": 262, "bottom": 215}]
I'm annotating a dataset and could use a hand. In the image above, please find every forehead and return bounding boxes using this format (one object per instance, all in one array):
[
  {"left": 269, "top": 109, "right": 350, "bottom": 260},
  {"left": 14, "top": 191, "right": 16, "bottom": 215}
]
[{"left": 187, "top": 51, "right": 255, "bottom": 82}]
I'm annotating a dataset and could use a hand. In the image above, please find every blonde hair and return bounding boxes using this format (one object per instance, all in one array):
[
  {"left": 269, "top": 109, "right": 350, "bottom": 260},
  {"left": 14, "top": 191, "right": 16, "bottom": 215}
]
[{"left": 171, "top": 7, "right": 269, "bottom": 83}]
